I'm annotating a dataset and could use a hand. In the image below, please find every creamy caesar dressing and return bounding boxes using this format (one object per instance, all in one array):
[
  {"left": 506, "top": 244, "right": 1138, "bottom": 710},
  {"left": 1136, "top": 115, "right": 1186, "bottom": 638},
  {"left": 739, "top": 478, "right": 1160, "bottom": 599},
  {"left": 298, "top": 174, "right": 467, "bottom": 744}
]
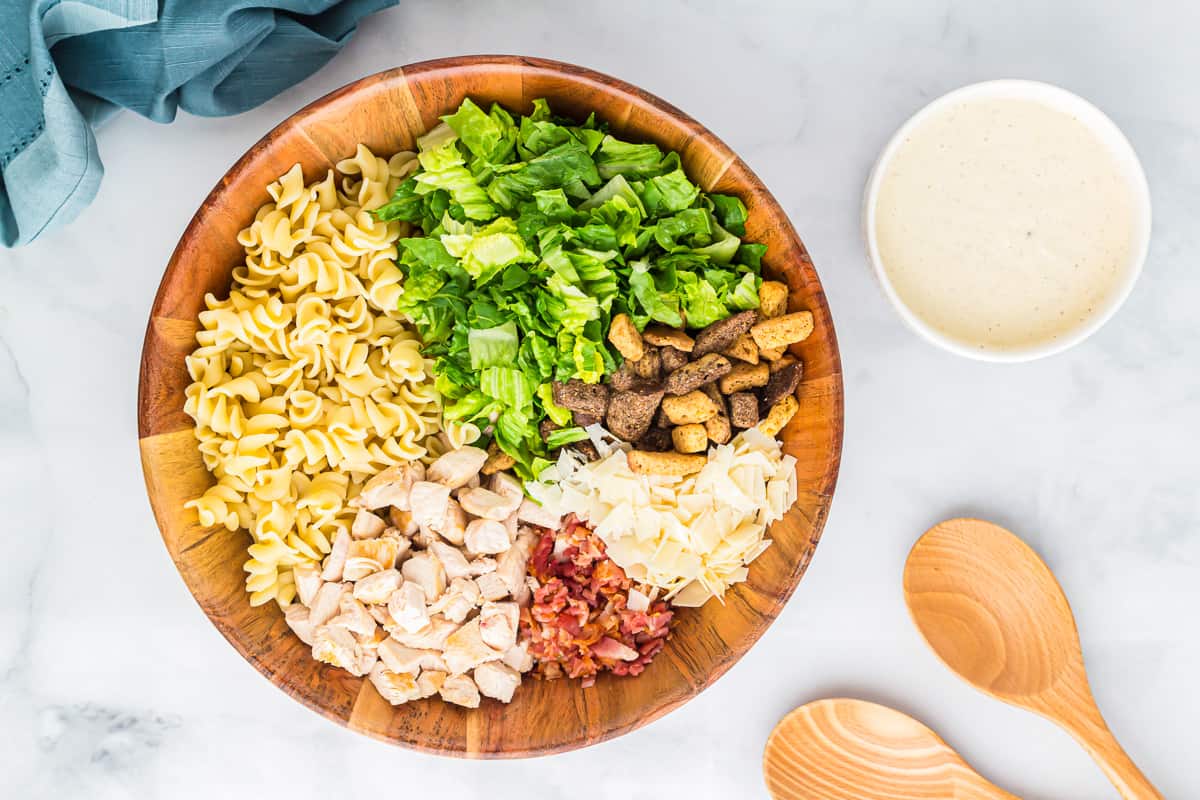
[{"left": 874, "top": 95, "right": 1138, "bottom": 352}]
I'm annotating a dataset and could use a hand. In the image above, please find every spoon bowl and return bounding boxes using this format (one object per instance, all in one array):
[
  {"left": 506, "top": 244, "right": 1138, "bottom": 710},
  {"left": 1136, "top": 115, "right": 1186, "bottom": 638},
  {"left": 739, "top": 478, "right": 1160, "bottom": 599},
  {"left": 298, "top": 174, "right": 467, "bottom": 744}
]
[
  {"left": 763, "top": 698, "right": 1016, "bottom": 800},
  {"left": 904, "top": 518, "right": 1161, "bottom": 799}
]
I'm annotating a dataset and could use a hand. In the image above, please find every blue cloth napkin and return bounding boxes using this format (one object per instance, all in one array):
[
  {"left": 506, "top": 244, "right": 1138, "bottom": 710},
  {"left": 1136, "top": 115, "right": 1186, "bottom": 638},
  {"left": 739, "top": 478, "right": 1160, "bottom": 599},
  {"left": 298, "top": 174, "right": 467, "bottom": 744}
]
[{"left": 0, "top": 0, "right": 395, "bottom": 248}]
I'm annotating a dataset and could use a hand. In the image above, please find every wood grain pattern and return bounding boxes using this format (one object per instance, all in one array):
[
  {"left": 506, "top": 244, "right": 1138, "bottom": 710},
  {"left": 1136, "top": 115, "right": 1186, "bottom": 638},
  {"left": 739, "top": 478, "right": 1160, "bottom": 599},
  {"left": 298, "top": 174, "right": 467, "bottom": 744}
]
[
  {"left": 904, "top": 519, "right": 1161, "bottom": 799},
  {"left": 763, "top": 699, "right": 1018, "bottom": 800},
  {"left": 136, "top": 56, "right": 844, "bottom": 757}
]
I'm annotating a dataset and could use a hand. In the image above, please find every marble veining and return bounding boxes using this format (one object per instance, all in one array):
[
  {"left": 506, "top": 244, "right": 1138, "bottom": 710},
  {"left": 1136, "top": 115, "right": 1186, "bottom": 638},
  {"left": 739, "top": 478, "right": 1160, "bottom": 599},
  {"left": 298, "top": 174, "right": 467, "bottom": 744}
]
[{"left": 1, "top": 1, "right": 1197, "bottom": 797}]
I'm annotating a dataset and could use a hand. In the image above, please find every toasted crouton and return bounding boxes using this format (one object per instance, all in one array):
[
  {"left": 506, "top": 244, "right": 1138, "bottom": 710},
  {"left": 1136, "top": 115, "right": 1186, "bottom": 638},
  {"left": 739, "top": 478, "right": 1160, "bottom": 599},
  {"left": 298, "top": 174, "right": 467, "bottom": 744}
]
[
  {"left": 718, "top": 362, "right": 770, "bottom": 394},
  {"left": 672, "top": 424, "right": 709, "bottom": 453},
  {"left": 767, "top": 354, "right": 798, "bottom": 374},
  {"left": 758, "top": 281, "right": 789, "bottom": 318},
  {"left": 723, "top": 333, "right": 759, "bottom": 364},
  {"left": 481, "top": 440, "right": 516, "bottom": 475},
  {"left": 607, "top": 313, "right": 644, "bottom": 361},
  {"left": 758, "top": 395, "right": 799, "bottom": 437},
  {"left": 750, "top": 311, "right": 814, "bottom": 351},
  {"left": 759, "top": 345, "right": 787, "bottom": 361},
  {"left": 661, "top": 391, "right": 719, "bottom": 424},
  {"left": 627, "top": 450, "right": 708, "bottom": 476},
  {"left": 705, "top": 412, "right": 732, "bottom": 444},
  {"left": 643, "top": 325, "right": 694, "bottom": 352}
]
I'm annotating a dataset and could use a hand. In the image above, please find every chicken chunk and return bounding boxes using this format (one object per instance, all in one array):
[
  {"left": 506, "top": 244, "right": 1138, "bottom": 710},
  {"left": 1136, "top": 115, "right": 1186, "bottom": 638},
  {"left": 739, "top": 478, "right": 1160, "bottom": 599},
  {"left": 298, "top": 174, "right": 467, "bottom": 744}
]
[
  {"left": 464, "top": 519, "right": 510, "bottom": 555},
  {"left": 401, "top": 552, "right": 446, "bottom": 601},
  {"left": 495, "top": 536, "right": 532, "bottom": 598},
  {"left": 312, "top": 625, "right": 367, "bottom": 676},
  {"left": 387, "top": 581, "right": 429, "bottom": 634},
  {"left": 478, "top": 601, "right": 519, "bottom": 652},
  {"left": 351, "top": 508, "right": 387, "bottom": 540},
  {"left": 378, "top": 639, "right": 449, "bottom": 674},
  {"left": 293, "top": 562, "right": 322, "bottom": 607},
  {"left": 408, "top": 481, "right": 452, "bottom": 531},
  {"left": 439, "top": 674, "right": 480, "bottom": 709},
  {"left": 352, "top": 568, "right": 401, "bottom": 605},
  {"left": 389, "top": 615, "right": 460, "bottom": 650},
  {"left": 458, "top": 487, "right": 521, "bottom": 521},
  {"left": 428, "top": 446, "right": 488, "bottom": 489},
  {"left": 516, "top": 497, "right": 561, "bottom": 530},
  {"left": 429, "top": 577, "right": 481, "bottom": 623},
  {"left": 474, "top": 572, "right": 510, "bottom": 602},
  {"left": 354, "top": 462, "right": 424, "bottom": 511},
  {"left": 417, "top": 670, "right": 448, "bottom": 699},
  {"left": 368, "top": 664, "right": 423, "bottom": 706},
  {"left": 343, "top": 536, "right": 402, "bottom": 581},
  {"left": 436, "top": 498, "right": 467, "bottom": 545},
  {"left": 467, "top": 557, "right": 498, "bottom": 576},
  {"left": 443, "top": 618, "right": 503, "bottom": 674},
  {"left": 429, "top": 541, "right": 471, "bottom": 580},
  {"left": 473, "top": 661, "right": 522, "bottom": 704},
  {"left": 388, "top": 507, "right": 419, "bottom": 536},
  {"left": 321, "top": 529, "right": 351, "bottom": 581},
  {"left": 330, "top": 594, "right": 376, "bottom": 637},
  {"left": 284, "top": 604, "right": 316, "bottom": 646},
  {"left": 502, "top": 642, "right": 534, "bottom": 673},
  {"left": 308, "top": 581, "right": 348, "bottom": 627}
]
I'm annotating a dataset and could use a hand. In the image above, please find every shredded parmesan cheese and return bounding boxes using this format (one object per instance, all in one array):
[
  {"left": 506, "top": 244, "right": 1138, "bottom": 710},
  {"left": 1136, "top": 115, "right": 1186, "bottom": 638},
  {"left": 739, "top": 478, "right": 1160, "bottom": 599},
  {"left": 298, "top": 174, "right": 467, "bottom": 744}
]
[{"left": 527, "top": 428, "right": 798, "bottom": 606}]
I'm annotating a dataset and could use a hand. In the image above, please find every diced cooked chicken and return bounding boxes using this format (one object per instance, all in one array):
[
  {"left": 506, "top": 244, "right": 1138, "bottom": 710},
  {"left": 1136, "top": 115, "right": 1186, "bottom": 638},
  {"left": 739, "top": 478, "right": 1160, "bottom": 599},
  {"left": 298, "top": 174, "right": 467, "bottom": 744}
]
[
  {"left": 388, "top": 507, "right": 419, "bottom": 536},
  {"left": 417, "top": 670, "right": 448, "bottom": 699},
  {"left": 428, "top": 576, "right": 480, "bottom": 623},
  {"left": 439, "top": 673, "right": 481, "bottom": 708},
  {"left": 443, "top": 618, "right": 503, "bottom": 674},
  {"left": 354, "top": 462, "right": 424, "bottom": 511},
  {"left": 464, "top": 519, "right": 510, "bottom": 555},
  {"left": 429, "top": 541, "right": 471, "bottom": 580},
  {"left": 293, "top": 562, "right": 323, "bottom": 608},
  {"left": 351, "top": 508, "right": 387, "bottom": 540},
  {"left": 367, "top": 603, "right": 396, "bottom": 630},
  {"left": 321, "top": 529, "right": 351, "bottom": 581},
  {"left": 388, "top": 581, "right": 429, "bottom": 634},
  {"left": 401, "top": 551, "right": 446, "bottom": 601},
  {"left": 368, "top": 664, "right": 423, "bottom": 705},
  {"left": 428, "top": 446, "right": 488, "bottom": 489},
  {"left": 436, "top": 498, "right": 467, "bottom": 545},
  {"left": 308, "top": 581, "right": 348, "bottom": 627},
  {"left": 390, "top": 615, "right": 461, "bottom": 649},
  {"left": 501, "top": 642, "right": 534, "bottom": 673},
  {"left": 516, "top": 497, "right": 561, "bottom": 530},
  {"left": 468, "top": 557, "right": 497, "bottom": 576},
  {"left": 473, "top": 661, "right": 522, "bottom": 703},
  {"left": 478, "top": 601, "right": 519, "bottom": 652},
  {"left": 502, "top": 512, "right": 518, "bottom": 541},
  {"left": 284, "top": 604, "right": 316, "bottom": 646},
  {"left": 409, "top": 481, "right": 452, "bottom": 531},
  {"left": 495, "top": 534, "right": 533, "bottom": 598},
  {"left": 489, "top": 471, "right": 524, "bottom": 505},
  {"left": 380, "top": 529, "right": 412, "bottom": 564},
  {"left": 474, "top": 572, "right": 510, "bottom": 602},
  {"left": 355, "top": 625, "right": 388, "bottom": 655},
  {"left": 343, "top": 536, "right": 402, "bottom": 581},
  {"left": 458, "top": 487, "right": 521, "bottom": 521},
  {"left": 352, "top": 568, "right": 402, "bottom": 605},
  {"left": 330, "top": 594, "right": 376, "bottom": 637},
  {"left": 312, "top": 624, "right": 368, "bottom": 676},
  {"left": 378, "top": 639, "right": 449, "bottom": 674}
]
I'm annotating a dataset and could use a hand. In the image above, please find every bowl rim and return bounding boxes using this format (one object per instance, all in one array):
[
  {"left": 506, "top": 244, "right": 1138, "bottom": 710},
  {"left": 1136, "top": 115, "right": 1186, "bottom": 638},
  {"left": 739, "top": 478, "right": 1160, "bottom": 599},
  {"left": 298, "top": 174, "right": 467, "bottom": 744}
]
[
  {"left": 861, "top": 78, "right": 1153, "bottom": 363},
  {"left": 138, "top": 54, "right": 844, "bottom": 756}
]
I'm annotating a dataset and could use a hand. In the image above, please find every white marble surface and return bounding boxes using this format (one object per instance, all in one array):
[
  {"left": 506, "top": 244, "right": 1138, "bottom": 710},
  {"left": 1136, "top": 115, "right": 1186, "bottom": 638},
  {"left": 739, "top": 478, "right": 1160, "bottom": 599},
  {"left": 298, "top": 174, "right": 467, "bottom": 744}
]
[{"left": 2, "top": 1, "right": 1197, "bottom": 797}]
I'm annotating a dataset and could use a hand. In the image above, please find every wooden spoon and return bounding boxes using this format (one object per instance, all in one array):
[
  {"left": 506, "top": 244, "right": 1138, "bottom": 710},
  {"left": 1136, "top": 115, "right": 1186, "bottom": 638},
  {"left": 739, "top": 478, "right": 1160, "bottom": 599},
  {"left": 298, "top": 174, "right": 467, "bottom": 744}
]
[
  {"left": 763, "top": 698, "right": 1017, "bottom": 799},
  {"left": 904, "top": 518, "right": 1161, "bottom": 799}
]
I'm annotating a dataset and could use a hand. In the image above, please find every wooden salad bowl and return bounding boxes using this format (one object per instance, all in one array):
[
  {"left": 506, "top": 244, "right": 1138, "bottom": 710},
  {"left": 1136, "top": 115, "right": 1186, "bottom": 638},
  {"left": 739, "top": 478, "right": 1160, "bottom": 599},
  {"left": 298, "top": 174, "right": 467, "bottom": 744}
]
[{"left": 138, "top": 56, "right": 844, "bottom": 757}]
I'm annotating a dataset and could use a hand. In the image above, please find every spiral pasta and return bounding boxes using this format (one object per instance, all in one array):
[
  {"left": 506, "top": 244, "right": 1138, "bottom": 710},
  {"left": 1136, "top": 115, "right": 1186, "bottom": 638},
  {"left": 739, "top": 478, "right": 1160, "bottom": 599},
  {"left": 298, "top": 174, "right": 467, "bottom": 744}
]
[{"left": 183, "top": 148, "right": 442, "bottom": 608}]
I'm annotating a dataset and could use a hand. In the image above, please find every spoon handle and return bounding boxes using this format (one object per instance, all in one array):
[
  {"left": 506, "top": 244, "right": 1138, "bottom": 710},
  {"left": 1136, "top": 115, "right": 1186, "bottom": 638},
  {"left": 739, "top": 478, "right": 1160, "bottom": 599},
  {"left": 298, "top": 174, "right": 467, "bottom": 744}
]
[
  {"left": 954, "top": 768, "right": 1023, "bottom": 800},
  {"left": 1053, "top": 695, "right": 1162, "bottom": 800}
]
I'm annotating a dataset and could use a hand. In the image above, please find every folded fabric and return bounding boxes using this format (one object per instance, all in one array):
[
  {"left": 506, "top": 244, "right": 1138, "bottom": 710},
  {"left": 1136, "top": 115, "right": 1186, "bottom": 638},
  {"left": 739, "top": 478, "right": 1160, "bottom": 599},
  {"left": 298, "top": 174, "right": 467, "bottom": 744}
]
[{"left": 0, "top": 0, "right": 396, "bottom": 248}]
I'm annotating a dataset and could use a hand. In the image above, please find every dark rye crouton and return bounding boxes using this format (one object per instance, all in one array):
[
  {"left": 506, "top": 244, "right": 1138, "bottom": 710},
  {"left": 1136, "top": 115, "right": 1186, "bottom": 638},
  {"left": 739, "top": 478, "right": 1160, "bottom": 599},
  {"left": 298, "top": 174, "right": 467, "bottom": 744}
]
[
  {"left": 630, "top": 346, "right": 661, "bottom": 382},
  {"left": 728, "top": 392, "right": 759, "bottom": 428},
  {"left": 609, "top": 362, "right": 636, "bottom": 391},
  {"left": 552, "top": 379, "right": 609, "bottom": 418},
  {"left": 660, "top": 346, "right": 689, "bottom": 373},
  {"left": 538, "top": 419, "right": 561, "bottom": 441},
  {"left": 635, "top": 427, "right": 673, "bottom": 452},
  {"left": 761, "top": 361, "right": 803, "bottom": 408},
  {"left": 663, "top": 353, "right": 732, "bottom": 396},
  {"left": 692, "top": 310, "right": 758, "bottom": 357},
  {"left": 573, "top": 411, "right": 603, "bottom": 428},
  {"left": 606, "top": 385, "right": 665, "bottom": 442}
]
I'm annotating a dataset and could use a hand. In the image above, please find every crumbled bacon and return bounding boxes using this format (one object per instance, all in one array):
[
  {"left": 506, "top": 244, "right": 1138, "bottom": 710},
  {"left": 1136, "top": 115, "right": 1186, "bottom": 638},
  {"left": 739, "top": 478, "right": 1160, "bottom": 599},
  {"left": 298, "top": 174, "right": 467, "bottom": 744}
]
[{"left": 520, "top": 516, "right": 673, "bottom": 687}]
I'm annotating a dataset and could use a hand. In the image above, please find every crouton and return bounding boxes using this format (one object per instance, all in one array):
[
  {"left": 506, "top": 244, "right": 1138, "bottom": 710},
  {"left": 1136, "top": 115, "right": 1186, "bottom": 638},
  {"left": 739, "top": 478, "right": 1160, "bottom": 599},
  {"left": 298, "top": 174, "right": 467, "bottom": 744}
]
[
  {"left": 662, "top": 391, "right": 719, "bottom": 425},
  {"left": 693, "top": 310, "right": 758, "bottom": 356},
  {"left": 643, "top": 325, "right": 694, "bottom": 352},
  {"left": 767, "top": 354, "right": 798, "bottom": 374},
  {"left": 635, "top": 427, "right": 673, "bottom": 452},
  {"left": 758, "top": 395, "right": 799, "bottom": 437},
  {"left": 627, "top": 450, "right": 708, "bottom": 476},
  {"left": 672, "top": 424, "right": 709, "bottom": 453},
  {"left": 729, "top": 393, "right": 759, "bottom": 428},
  {"left": 762, "top": 361, "right": 803, "bottom": 407},
  {"left": 718, "top": 362, "right": 770, "bottom": 394},
  {"left": 631, "top": 346, "right": 661, "bottom": 381},
  {"left": 704, "top": 410, "right": 732, "bottom": 445},
  {"left": 607, "top": 385, "right": 665, "bottom": 442},
  {"left": 664, "top": 353, "right": 731, "bottom": 395},
  {"left": 480, "top": 440, "right": 515, "bottom": 475},
  {"left": 607, "top": 313, "right": 644, "bottom": 361},
  {"left": 759, "top": 345, "right": 787, "bottom": 361},
  {"left": 723, "top": 333, "right": 759, "bottom": 364},
  {"left": 758, "top": 281, "right": 789, "bottom": 318},
  {"left": 660, "top": 346, "right": 689, "bottom": 373},
  {"left": 551, "top": 379, "right": 609, "bottom": 417},
  {"left": 750, "top": 311, "right": 814, "bottom": 351}
]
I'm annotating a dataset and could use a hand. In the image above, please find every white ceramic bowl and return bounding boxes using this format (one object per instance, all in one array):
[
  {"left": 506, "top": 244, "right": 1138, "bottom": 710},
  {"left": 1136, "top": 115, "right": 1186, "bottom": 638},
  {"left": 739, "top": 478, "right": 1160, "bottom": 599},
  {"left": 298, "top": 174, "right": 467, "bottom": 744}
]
[{"left": 862, "top": 79, "right": 1152, "bottom": 362}]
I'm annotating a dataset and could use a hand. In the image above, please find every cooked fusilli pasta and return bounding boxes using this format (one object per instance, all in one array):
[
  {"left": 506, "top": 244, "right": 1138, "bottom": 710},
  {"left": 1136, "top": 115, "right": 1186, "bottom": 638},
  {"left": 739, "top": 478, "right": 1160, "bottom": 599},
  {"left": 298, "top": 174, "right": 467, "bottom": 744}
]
[{"left": 184, "top": 148, "right": 442, "bottom": 608}]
